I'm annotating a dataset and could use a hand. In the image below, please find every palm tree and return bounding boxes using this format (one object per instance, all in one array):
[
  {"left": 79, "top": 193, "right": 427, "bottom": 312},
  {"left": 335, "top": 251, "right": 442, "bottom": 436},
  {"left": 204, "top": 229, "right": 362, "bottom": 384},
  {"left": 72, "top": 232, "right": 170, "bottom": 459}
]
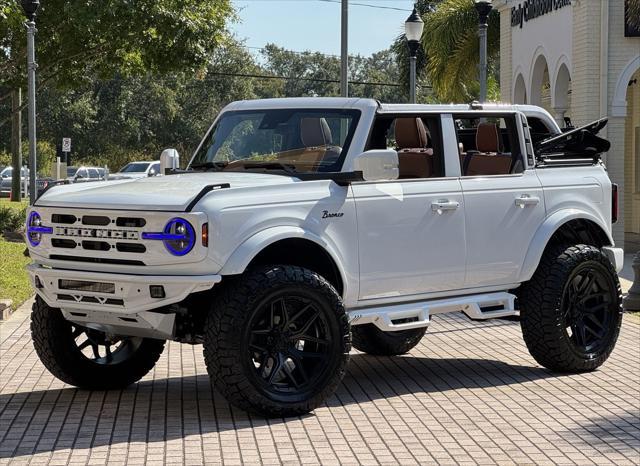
[{"left": 421, "top": 0, "right": 499, "bottom": 103}]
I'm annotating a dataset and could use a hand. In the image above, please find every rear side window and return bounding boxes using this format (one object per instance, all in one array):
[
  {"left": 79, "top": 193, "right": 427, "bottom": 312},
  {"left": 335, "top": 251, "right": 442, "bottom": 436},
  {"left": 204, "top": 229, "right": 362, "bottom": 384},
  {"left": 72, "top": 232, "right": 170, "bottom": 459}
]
[
  {"left": 367, "top": 115, "right": 445, "bottom": 179},
  {"left": 453, "top": 114, "right": 524, "bottom": 176},
  {"left": 88, "top": 168, "right": 99, "bottom": 179}
]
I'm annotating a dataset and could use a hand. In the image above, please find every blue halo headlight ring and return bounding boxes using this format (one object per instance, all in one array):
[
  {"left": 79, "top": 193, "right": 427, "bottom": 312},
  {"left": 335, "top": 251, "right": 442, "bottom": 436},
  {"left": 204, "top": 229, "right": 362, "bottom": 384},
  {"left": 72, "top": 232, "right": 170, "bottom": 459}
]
[
  {"left": 27, "top": 211, "right": 53, "bottom": 247},
  {"left": 142, "top": 218, "right": 195, "bottom": 256}
]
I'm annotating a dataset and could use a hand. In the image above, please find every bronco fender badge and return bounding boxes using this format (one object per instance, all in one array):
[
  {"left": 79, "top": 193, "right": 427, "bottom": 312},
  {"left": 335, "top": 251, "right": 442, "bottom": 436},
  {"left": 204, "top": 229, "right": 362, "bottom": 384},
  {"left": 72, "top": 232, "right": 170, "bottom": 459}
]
[{"left": 322, "top": 210, "right": 344, "bottom": 219}]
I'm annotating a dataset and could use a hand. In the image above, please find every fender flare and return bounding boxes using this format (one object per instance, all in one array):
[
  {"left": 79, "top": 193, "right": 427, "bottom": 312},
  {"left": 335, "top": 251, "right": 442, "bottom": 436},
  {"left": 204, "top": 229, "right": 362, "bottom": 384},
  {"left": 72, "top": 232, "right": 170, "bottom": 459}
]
[
  {"left": 520, "top": 209, "right": 613, "bottom": 282},
  {"left": 219, "top": 226, "right": 349, "bottom": 294}
]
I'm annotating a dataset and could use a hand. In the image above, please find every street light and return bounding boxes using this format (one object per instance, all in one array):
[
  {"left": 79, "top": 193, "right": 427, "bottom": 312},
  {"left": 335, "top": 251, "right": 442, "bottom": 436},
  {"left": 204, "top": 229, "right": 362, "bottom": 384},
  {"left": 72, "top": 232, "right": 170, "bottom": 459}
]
[
  {"left": 19, "top": 0, "right": 39, "bottom": 204},
  {"left": 405, "top": 5, "right": 424, "bottom": 104},
  {"left": 474, "top": 0, "right": 493, "bottom": 103}
]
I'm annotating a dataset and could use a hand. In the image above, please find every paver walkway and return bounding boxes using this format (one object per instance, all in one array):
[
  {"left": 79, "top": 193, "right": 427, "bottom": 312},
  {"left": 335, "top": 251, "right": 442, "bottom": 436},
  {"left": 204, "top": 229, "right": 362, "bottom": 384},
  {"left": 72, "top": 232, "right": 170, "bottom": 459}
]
[{"left": 1, "top": 299, "right": 639, "bottom": 465}]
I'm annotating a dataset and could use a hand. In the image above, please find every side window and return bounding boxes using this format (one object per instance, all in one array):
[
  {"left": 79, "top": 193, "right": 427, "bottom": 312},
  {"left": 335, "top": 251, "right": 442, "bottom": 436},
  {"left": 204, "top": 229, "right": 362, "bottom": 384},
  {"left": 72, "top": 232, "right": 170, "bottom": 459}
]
[
  {"left": 76, "top": 169, "right": 88, "bottom": 179},
  {"left": 454, "top": 114, "right": 523, "bottom": 176},
  {"left": 88, "top": 168, "right": 99, "bottom": 179},
  {"left": 367, "top": 115, "right": 445, "bottom": 179}
]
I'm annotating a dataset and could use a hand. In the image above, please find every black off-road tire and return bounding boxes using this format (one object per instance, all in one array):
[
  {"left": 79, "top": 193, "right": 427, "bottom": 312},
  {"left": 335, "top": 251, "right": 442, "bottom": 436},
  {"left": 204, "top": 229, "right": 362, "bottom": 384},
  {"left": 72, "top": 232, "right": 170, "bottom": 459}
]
[
  {"left": 352, "top": 324, "right": 426, "bottom": 356},
  {"left": 203, "top": 265, "right": 350, "bottom": 417},
  {"left": 31, "top": 296, "right": 165, "bottom": 389},
  {"left": 519, "top": 244, "right": 622, "bottom": 372}
]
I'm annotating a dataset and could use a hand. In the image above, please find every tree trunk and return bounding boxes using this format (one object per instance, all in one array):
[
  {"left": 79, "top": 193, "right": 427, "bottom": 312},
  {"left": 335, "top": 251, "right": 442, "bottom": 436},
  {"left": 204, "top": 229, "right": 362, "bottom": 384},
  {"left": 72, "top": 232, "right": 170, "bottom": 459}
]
[{"left": 11, "top": 88, "right": 22, "bottom": 202}]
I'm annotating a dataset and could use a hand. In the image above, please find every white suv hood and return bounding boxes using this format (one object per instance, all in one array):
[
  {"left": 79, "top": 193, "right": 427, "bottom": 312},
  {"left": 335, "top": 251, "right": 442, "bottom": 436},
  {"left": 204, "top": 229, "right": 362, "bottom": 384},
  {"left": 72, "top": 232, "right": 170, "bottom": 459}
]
[{"left": 35, "top": 172, "right": 296, "bottom": 211}]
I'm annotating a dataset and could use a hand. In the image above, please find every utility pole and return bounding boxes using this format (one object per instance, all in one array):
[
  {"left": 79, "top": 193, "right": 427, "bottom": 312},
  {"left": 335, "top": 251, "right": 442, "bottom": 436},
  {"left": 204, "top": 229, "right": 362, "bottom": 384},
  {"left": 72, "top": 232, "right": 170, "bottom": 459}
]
[
  {"left": 26, "top": 18, "right": 37, "bottom": 203},
  {"left": 340, "top": 0, "right": 348, "bottom": 97},
  {"left": 10, "top": 89, "right": 22, "bottom": 202}
]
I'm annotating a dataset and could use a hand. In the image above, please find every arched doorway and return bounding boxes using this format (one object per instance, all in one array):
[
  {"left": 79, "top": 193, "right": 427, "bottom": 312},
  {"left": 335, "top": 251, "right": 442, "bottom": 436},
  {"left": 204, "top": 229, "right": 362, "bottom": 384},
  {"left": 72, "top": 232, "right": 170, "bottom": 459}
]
[
  {"left": 530, "top": 54, "right": 551, "bottom": 113},
  {"left": 611, "top": 56, "right": 640, "bottom": 245},
  {"left": 513, "top": 74, "right": 527, "bottom": 104},
  {"left": 552, "top": 63, "right": 571, "bottom": 128},
  {"left": 624, "top": 69, "right": 640, "bottom": 240}
]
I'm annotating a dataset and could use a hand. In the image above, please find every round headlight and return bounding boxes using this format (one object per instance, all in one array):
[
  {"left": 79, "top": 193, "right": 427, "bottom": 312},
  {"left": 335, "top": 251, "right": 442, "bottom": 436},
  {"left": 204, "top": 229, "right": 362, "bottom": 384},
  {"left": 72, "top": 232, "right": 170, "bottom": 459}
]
[
  {"left": 27, "top": 211, "right": 43, "bottom": 246},
  {"left": 163, "top": 218, "right": 195, "bottom": 256}
]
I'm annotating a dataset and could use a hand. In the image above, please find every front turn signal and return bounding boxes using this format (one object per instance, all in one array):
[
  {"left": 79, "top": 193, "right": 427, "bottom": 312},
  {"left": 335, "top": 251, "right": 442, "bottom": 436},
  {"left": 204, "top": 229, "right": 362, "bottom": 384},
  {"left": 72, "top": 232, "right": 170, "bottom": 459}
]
[{"left": 202, "top": 223, "right": 209, "bottom": 247}]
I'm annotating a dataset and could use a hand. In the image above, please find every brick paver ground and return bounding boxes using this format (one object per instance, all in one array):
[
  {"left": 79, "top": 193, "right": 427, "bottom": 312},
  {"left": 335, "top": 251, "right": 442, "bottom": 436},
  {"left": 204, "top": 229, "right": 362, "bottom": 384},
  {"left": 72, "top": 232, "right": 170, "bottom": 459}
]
[{"left": 1, "top": 299, "right": 639, "bottom": 465}]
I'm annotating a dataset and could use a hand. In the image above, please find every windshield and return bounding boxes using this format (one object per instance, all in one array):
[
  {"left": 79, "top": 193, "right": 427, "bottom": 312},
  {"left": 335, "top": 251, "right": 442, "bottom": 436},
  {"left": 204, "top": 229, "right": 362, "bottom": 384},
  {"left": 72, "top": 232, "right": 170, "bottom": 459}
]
[
  {"left": 119, "top": 162, "right": 151, "bottom": 173},
  {"left": 190, "top": 109, "right": 360, "bottom": 173},
  {"left": 66, "top": 167, "right": 78, "bottom": 177},
  {"left": 1, "top": 167, "right": 10, "bottom": 177}
]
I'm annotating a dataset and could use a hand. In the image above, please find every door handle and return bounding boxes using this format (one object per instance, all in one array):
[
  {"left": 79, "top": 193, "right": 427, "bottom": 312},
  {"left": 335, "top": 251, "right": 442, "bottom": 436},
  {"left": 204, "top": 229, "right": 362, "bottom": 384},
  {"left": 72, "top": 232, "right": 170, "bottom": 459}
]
[
  {"left": 431, "top": 200, "right": 460, "bottom": 214},
  {"left": 515, "top": 195, "right": 540, "bottom": 208}
]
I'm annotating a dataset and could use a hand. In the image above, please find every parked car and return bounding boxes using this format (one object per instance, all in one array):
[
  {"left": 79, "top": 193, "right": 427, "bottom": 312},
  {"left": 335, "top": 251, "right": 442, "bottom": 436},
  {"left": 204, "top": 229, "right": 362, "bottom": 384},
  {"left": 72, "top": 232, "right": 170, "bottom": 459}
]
[
  {"left": 0, "top": 166, "right": 28, "bottom": 197},
  {"left": 27, "top": 98, "right": 623, "bottom": 417},
  {"left": 109, "top": 161, "right": 161, "bottom": 180},
  {"left": 1, "top": 166, "right": 54, "bottom": 199},
  {"left": 66, "top": 166, "right": 107, "bottom": 183}
]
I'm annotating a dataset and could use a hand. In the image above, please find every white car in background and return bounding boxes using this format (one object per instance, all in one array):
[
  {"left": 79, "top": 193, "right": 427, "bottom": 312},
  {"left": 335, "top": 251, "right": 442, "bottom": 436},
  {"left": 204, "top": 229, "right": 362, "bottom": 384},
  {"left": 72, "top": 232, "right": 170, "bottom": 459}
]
[
  {"left": 66, "top": 166, "right": 107, "bottom": 183},
  {"left": 109, "top": 161, "right": 161, "bottom": 180}
]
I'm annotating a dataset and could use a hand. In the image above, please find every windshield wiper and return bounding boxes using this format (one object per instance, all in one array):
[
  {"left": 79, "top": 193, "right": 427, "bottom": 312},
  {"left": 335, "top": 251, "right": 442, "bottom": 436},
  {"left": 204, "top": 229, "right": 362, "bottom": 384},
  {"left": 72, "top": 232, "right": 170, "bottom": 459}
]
[
  {"left": 240, "top": 162, "right": 298, "bottom": 174},
  {"left": 190, "top": 161, "right": 229, "bottom": 172}
]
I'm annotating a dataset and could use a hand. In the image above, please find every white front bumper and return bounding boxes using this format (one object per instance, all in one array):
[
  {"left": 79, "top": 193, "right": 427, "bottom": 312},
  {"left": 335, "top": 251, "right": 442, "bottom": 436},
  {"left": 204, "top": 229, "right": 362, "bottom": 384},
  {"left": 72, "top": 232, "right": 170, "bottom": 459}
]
[{"left": 28, "top": 264, "right": 221, "bottom": 314}]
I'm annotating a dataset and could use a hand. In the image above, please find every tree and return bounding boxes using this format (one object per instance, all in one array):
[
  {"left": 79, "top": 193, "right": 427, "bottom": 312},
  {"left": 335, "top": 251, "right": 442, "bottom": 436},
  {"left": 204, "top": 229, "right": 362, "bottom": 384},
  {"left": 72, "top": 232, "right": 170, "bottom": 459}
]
[
  {"left": 421, "top": 0, "right": 499, "bottom": 103},
  {"left": 0, "top": 0, "right": 233, "bottom": 127}
]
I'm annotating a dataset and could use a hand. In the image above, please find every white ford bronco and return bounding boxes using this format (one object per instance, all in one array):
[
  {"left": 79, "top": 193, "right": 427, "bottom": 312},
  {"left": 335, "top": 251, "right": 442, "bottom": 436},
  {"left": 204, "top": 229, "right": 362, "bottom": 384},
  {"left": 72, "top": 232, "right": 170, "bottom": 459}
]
[{"left": 27, "top": 98, "right": 624, "bottom": 417}]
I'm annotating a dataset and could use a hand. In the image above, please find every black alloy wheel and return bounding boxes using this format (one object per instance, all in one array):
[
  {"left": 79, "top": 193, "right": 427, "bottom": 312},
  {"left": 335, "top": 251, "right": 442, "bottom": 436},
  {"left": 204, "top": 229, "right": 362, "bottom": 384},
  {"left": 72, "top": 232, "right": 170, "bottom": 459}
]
[
  {"left": 71, "top": 324, "right": 143, "bottom": 365},
  {"left": 245, "top": 294, "right": 332, "bottom": 401},
  {"left": 561, "top": 263, "right": 616, "bottom": 354}
]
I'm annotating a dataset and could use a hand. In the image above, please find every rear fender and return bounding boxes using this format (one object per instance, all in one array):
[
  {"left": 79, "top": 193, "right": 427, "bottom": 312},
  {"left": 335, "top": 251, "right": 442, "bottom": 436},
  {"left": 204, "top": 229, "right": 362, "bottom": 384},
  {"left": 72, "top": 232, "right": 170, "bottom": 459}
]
[{"left": 520, "top": 209, "right": 613, "bottom": 282}]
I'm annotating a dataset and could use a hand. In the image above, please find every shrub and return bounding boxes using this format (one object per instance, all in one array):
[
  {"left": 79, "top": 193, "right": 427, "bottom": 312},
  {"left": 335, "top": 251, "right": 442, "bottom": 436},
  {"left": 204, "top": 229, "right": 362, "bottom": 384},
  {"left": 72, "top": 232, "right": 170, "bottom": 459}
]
[{"left": 0, "top": 205, "right": 27, "bottom": 233}]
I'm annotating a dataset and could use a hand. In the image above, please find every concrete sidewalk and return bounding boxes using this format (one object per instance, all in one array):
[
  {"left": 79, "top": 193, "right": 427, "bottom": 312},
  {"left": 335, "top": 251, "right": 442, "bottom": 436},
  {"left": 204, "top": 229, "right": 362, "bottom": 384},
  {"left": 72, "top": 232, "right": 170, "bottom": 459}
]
[{"left": 1, "top": 299, "right": 639, "bottom": 465}]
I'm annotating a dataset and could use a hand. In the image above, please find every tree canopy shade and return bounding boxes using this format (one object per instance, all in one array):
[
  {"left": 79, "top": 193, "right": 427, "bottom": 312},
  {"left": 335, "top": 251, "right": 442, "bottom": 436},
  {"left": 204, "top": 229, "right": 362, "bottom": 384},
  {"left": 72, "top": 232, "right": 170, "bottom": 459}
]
[
  {"left": 421, "top": 0, "right": 499, "bottom": 103},
  {"left": 0, "top": 0, "right": 233, "bottom": 95}
]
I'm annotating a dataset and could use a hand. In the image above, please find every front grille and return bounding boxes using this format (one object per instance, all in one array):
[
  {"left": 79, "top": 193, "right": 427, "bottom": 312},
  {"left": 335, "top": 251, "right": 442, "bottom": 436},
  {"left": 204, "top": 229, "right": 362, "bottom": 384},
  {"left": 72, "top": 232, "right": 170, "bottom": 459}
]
[
  {"left": 47, "top": 210, "right": 149, "bottom": 264},
  {"left": 50, "top": 255, "right": 145, "bottom": 266}
]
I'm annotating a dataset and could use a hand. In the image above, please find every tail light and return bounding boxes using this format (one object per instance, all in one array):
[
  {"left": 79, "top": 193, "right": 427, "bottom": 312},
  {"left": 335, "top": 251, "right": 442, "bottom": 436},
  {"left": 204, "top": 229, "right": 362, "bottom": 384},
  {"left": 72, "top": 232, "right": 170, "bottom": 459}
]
[{"left": 611, "top": 183, "right": 618, "bottom": 224}]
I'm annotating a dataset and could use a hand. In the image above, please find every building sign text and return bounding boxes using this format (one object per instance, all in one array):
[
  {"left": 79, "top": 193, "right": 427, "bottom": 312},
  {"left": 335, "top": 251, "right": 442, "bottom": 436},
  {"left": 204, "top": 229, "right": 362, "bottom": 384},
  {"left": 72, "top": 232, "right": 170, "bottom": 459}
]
[{"left": 511, "top": 0, "right": 571, "bottom": 29}]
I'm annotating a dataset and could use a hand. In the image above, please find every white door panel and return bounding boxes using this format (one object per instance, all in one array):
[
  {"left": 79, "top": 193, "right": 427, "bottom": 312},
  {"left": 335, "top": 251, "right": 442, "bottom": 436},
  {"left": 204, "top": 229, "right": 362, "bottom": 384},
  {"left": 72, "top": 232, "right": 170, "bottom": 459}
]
[
  {"left": 461, "top": 170, "right": 545, "bottom": 287},
  {"left": 353, "top": 179, "right": 466, "bottom": 300}
]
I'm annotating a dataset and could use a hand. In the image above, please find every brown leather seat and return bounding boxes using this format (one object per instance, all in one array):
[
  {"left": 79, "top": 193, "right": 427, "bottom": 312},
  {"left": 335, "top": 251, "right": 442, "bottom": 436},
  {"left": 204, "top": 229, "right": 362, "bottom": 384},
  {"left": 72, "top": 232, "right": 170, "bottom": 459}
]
[
  {"left": 395, "top": 118, "right": 434, "bottom": 179},
  {"left": 277, "top": 118, "right": 340, "bottom": 169},
  {"left": 462, "top": 123, "right": 512, "bottom": 176}
]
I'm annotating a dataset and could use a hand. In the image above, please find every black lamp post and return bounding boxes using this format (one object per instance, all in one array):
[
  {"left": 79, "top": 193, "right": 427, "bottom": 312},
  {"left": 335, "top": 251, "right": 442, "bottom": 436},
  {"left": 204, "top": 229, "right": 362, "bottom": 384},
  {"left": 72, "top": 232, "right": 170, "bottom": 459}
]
[
  {"left": 474, "top": 0, "right": 492, "bottom": 103},
  {"left": 19, "top": 0, "right": 39, "bottom": 203},
  {"left": 405, "top": 5, "right": 424, "bottom": 104}
]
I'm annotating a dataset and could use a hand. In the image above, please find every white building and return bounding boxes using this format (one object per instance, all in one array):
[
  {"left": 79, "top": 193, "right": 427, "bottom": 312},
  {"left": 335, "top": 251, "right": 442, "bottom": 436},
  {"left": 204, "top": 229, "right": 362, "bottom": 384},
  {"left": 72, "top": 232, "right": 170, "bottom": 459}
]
[{"left": 495, "top": 0, "right": 639, "bottom": 246}]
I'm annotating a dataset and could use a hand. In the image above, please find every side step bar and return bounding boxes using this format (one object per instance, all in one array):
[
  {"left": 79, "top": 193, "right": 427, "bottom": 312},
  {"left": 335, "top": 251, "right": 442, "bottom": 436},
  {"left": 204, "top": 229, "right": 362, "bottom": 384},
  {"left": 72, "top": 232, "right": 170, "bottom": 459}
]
[{"left": 348, "top": 292, "right": 518, "bottom": 332}]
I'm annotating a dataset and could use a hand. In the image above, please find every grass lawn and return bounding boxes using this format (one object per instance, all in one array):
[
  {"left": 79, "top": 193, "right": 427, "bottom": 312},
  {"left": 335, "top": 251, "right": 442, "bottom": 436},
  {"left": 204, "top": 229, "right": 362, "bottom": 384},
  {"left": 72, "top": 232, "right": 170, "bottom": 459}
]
[
  {"left": 0, "top": 199, "right": 31, "bottom": 309},
  {"left": 0, "top": 239, "right": 31, "bottom": 310}
]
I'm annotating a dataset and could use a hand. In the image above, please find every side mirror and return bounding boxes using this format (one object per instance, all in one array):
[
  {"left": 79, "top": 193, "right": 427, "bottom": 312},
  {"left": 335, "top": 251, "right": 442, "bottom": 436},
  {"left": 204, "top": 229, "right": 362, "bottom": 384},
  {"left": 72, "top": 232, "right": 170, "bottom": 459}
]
[
  {"left": 148, "top": 169, "right": 156, "bottom": 177},
  {"left": 353, "top": 150, "right": 399, "bottom": 182},
  {"left": 160, "top": 148, "right": 180, "bottom": 175}
]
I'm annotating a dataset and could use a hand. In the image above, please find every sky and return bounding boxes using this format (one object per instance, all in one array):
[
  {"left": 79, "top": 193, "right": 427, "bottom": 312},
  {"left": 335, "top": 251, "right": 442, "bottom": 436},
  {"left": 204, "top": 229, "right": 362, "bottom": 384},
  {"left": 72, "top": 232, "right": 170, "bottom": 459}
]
[{"left": 230, "top": 0, "right": 417, "bottom": 58}]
